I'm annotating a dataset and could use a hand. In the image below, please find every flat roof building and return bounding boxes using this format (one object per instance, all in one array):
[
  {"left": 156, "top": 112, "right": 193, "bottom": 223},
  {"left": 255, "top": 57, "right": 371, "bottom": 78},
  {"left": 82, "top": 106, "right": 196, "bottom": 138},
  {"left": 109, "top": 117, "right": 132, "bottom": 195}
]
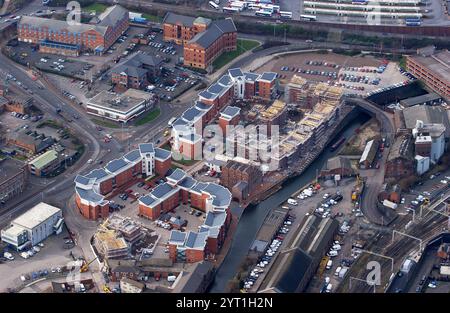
[
  {"left": 87, "top": 89, "right": 156, "bottom": 122},
  {"left": 406, "top": 48, "right": 450, "bottom": 100},
  {"left": 1, "top": 202, "right": 63, "bottom": 250}
]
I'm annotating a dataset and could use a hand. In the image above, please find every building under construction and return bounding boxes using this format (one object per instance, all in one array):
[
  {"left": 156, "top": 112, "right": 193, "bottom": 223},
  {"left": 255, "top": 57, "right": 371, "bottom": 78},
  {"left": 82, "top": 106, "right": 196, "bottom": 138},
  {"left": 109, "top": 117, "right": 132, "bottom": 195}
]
[
  {"left": 107, "top": 215, "right": 144, "bottom": 244},
  {"left": 259, "top": 100, "right": 287, "bottom": 136},
  {"left": 93, "top": 228, "right": 129, "bottom": 260}
]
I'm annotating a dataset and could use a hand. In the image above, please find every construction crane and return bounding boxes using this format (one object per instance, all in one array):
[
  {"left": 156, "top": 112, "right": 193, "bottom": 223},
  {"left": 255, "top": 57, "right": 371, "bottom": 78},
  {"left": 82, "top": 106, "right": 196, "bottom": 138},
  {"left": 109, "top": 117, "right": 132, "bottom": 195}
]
[{"left": 80, "top": 256, "right": 98, "bottom": 273}]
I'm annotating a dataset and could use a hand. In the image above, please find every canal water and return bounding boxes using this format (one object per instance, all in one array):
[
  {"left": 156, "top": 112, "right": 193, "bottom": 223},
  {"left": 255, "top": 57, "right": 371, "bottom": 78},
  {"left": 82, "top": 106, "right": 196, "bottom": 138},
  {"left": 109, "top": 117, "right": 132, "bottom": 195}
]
[{"left": 210, "top": 111, "right": 371, "bottom": 292}]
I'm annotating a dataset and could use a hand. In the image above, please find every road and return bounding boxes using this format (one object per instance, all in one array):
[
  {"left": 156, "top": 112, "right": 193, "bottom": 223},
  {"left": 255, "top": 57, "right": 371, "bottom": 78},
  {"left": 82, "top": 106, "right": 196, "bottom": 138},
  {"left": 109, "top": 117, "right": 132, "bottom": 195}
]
[{"left": 345, "top": 97, "right": 397, "bottom": 226}]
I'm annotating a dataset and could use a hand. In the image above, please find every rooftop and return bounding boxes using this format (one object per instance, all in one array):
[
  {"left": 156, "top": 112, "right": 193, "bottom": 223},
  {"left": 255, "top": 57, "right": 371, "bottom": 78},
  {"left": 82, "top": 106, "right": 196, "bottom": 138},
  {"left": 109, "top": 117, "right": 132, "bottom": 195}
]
[
  {"left": 19, "top": 15, "right": 109, "bottom": 36},
  {"left": 221, "top": 106, "right": 241, "bottom": 119},
  {"left": 409, "top": 49, "right": 450, "bottom": 83},
  {"left": 12, "top": 202, "right": 61, "bottom": 230},
  {"left": 28, "top": 150, "right": 58, "bottom": 170},
  {"left": 88, "top": 89, "right": 152, "bottom": 114},
  {"left": 400, "top": 93, "right": 442, "bottom": 107}
]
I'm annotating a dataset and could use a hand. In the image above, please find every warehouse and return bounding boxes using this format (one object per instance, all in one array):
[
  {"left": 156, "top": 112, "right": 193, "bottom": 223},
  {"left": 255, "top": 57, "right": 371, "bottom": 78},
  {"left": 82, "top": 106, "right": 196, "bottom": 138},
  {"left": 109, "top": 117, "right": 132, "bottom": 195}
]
[
  {"left": 1, "top": 202, "right": 63, "bottom": 250},
  {"left": 359, "top": 139, "right": 379, "bottom": 169}
]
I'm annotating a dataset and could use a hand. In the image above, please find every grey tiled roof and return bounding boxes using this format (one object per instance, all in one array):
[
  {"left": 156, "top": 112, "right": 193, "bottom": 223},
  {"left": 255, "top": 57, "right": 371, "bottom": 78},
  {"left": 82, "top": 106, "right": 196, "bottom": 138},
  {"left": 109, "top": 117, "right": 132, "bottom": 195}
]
[
  {"left": 188, "top": 18, "right": 236, "bottom": 49},
  {"left": 76, "top": 187, "right": 104, "bottom": 203},
  {"left": 19, "top": 16, "right": 109, "bottom": 36},
  {"left": 221, "top": 106, "right": 240, "bottom": 118},
  {"left": 195, "top": 101, "right": 213, "bottom": 112},
  {"left": 151, "top": 183, "right": 175, "bottom": 199},
  {"left": 74, "top": 175, "right": 91, "bottom": 186},
  {"left": 139, "top": 143, "right": 155, "bottom": 154},
  {"left": 244, "top": 72, "right": 259, "bottom": 82},
  {"left": 182, "top": 107, "right": 203, "bottom": 122},
  {"left": 208, "top": 83, "right": 225, "bottom": 95},
  {"left": 204, "top": 211, "right": 227, "bottom": 228},
  {"left": 105, "top": 158, "right": 129, "bottom": 173},
  {"left": 229, "top": 68, "right": 243, "bottom": 78},
  {"left": 213, "top": 18, "right": 237, "bottom": 33},
  {"left": 169, "top": 230, "right": 187, "bottom": 244},
  {"left": 218, "top": 75, "right": 233, "bottom": 86},
  {"left": 203, "top": 183, "right": 232, "bottom": 207},
  {"left": 124, "top": 149, "right": 141, "bottom": 162},
  {"left": 167, "top": 168, "right": 186, "bottom": 182},
  {"left": 139, "top": 194, "right": 158, "bottom": 206},
  {"left": 97, "top": 5, "right": 128, "bottom": 27},
  {"left": 259, "top": 72, "right": 277, "bottom": 82},
  {"left": 198, "top": 90, "right": 216, "bottom": 100},
  {"left": 178, "top": 176, "right": 197, "bottom": 189},
  {"left": 111, "top": 64, "right": 147, "bottom": 79},
  {"left": 191, "top": 182, "right": 208, "bottom": 193},
  {"left": 85, "top": 168, "right": 109, "bottom": 180},
  {"left": 154, "top": 148, "right": 171, "bottom": 161},
  {"left": 185, "top": 231, "right": 208, "bottom": 249},
  {"left": 163, "top": 12, "right": 196, "bottom": 27}
]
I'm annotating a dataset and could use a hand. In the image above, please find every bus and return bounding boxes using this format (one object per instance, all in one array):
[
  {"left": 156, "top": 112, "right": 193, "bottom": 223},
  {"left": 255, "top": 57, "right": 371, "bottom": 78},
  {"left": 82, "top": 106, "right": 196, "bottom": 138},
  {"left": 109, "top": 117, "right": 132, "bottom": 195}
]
[
  {"left": 255, "top": 9, "right": 272, "bottom": 17},
  {"left": 249, "top": 3, "right": 261, "bottom": 10},
  {"left": 209, "top": 1, "right": 220, "bottom": 10},
  {"left": 230, "top": 1, "right": 246, "bottom": 11},
  {"left": 405, "top": 18, "right": 421, "bottom": 26},
  {"left": 300, "top": 14, "right": 317, "bottom": 21},
  {"left": 352, "top": 0, "right": 368, "bottom": 4},
  {"left": 223, "top": 6, "right": 240, "bottom": 13},
  {"left": 279, "top": 11, "right": 293, "bottom": 19}
]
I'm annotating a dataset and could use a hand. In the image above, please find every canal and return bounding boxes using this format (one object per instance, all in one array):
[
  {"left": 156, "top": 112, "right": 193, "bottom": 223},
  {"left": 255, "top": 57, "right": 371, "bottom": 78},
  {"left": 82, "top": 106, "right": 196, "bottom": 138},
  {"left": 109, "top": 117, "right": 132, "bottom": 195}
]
[{"left": 210, "top": 110, "right": 371, "bottom": 292}]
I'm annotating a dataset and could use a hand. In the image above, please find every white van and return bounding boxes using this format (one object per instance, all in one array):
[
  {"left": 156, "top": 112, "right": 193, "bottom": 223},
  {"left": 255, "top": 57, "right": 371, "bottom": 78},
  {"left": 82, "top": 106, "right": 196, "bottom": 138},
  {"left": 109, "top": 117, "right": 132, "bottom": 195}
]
[
  {"left": 326, "top": 260, "right": 333, "bottom": 270},
  {"left": 328, "top": 250, "right": 338, "bottom": 257},
  {"left": 167, "top": 275, "right": 177, "bottom": 282},
  {"left": 287, "top": 198, "right": 298, "bottom": 206},
  {"left": 335, "top": 266, "right": 342, "bottom": 276}
]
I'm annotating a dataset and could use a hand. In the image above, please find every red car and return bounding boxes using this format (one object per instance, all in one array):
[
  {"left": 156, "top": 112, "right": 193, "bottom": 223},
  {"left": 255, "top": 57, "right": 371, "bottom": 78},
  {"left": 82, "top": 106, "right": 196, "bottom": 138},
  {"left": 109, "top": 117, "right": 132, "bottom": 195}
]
[{"left": 126, "top": 189, "right": 133, "bottom": 194}]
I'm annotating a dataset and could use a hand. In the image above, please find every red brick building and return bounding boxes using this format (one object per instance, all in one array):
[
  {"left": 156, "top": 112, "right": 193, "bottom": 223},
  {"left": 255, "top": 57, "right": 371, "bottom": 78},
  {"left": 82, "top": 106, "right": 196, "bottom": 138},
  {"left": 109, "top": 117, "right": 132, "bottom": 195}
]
[
  {"left": 74, "top": 143, "right": 172, "bottom": 220},
  {"left": 162, "top": 13, "right": 237, "bottom": 70},
  {"left": 18, "top": 5, "right": 129, "bottom": 56},
  {"left": 406, "top": 48, "right": 450, "bottom": 100},
  {"left": 218, "top": 106, "right": 240, "bottom": 136},
  {"left": 162, "top": 13, "right": 209, "bottom": 45}
]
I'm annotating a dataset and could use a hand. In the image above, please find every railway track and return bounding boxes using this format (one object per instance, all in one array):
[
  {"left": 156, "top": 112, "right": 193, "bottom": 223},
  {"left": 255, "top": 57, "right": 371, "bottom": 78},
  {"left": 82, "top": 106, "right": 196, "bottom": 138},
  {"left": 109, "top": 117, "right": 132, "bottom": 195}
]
[{"left": 340, "top": 193, "right": 449, "bottom": 292}]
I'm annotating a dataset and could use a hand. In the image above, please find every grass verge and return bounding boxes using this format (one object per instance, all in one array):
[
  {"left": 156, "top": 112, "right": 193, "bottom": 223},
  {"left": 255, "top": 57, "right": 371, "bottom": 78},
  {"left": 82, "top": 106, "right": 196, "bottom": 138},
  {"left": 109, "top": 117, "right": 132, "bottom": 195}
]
[
  {"left": 134, "top": 108, "right": 161, "bottom": 126},
  {"left": 212, "top": 39, "right": 260, "bottom": 70}
]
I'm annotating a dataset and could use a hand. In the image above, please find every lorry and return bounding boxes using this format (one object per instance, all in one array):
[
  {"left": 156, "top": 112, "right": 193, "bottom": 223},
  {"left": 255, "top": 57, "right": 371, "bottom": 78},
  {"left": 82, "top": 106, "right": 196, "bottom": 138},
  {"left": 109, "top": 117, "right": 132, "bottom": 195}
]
[{"left": 383, "top": 199, "right": 398, "bottom": 210}]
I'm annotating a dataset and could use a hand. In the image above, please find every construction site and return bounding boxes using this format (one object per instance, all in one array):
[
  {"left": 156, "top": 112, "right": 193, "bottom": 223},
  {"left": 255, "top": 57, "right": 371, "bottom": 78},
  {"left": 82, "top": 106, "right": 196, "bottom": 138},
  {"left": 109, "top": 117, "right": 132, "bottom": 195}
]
[{"left": 93, "top": 215, "right": 158, "bottom": 261}]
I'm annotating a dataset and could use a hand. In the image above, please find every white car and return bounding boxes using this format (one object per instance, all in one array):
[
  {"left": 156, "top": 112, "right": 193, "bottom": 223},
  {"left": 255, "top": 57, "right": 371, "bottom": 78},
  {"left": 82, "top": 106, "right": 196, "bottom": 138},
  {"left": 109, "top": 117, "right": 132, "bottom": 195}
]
[
  {"left": 4, "top": 252, "right": 14, "bottom": 260},
  {"left": 20, "top": 252, "right": 29, "bottom": 259},
  {"left": 33, "top": 246, "right": 40, "bottom": 253}
]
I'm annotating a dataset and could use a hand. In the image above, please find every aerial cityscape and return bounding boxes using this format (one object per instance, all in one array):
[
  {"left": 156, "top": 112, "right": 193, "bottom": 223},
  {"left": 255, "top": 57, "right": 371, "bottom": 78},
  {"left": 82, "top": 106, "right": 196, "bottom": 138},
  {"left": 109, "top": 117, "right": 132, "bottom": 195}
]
[{"left": 0, "top": 0, "right": 449, "bottom": 302}]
